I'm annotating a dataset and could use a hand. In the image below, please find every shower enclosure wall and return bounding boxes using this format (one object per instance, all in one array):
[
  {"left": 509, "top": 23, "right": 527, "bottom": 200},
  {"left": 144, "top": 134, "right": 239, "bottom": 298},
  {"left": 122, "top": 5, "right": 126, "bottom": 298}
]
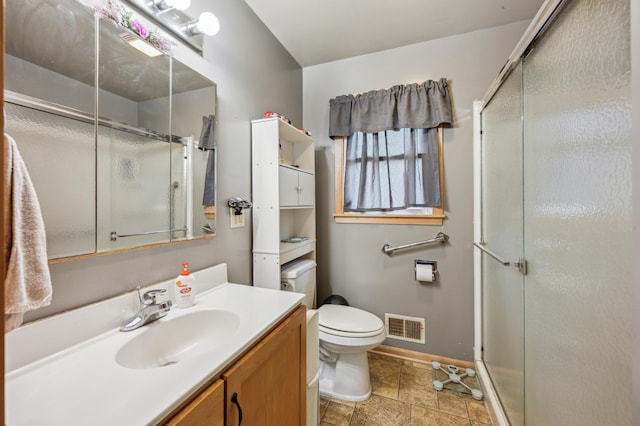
[{"left": 474, "top": 0, "right": 631, "bottom": 424}]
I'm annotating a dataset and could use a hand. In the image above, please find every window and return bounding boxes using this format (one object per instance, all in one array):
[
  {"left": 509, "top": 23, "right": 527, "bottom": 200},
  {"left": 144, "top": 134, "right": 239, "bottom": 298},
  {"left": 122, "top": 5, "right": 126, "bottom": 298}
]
[
  {"left": 328, "top": 78, "right": 451, "bottom": 226},
  {"left": 334, "top": 127, "right": 445, "bottom": 225}
]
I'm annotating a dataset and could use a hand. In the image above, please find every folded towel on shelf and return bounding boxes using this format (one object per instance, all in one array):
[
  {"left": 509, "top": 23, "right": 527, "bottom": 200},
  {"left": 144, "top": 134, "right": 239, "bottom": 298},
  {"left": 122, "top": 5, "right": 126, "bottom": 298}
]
[
  {"left": 280, "top": 236, "right": 309, "bottom": 243},
  {"left": 4, "top": 133, "right": 52, "bottom": 333}
]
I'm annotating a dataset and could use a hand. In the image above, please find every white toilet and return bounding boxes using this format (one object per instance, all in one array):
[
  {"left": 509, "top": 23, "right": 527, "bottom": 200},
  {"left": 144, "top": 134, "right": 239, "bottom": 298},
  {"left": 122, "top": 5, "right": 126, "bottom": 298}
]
[
  {"left": 317, "top": 304, "right": 385, "bottom": 401},
  {"left": 281, "top": 259, "right": 386, "bottom": 404}
]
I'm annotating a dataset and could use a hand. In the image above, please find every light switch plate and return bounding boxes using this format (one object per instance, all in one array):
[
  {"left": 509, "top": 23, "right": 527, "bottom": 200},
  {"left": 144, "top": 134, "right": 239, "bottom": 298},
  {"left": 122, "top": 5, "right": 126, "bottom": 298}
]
[{"left": 230, "top": 208, "right": 245, "bottom": 228}]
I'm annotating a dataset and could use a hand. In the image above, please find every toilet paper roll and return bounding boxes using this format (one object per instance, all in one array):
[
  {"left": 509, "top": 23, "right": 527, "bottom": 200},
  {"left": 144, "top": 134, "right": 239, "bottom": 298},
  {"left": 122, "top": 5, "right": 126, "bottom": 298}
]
[{"left": 415, "top": 263, "right": 434, "bottom": 282}]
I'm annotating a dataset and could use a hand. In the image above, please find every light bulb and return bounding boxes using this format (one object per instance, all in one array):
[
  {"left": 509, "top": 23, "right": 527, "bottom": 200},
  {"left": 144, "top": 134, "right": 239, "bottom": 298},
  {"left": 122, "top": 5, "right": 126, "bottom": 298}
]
[
  {"left": 166, "top": 0, "right": 191, "bottom": 11},
  {"left": 196, "top": 11, "right": 220, "bottom": 36}
]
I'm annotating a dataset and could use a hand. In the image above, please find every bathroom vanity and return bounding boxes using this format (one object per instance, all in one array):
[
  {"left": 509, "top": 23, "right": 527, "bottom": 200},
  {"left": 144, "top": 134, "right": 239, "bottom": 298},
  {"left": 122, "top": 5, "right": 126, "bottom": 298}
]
[
  {"left": 5, "top": 264, "right": 306, "bottom": 425},
  {"left": 164, "top": 305, "right": 306, "bottom": 425}
]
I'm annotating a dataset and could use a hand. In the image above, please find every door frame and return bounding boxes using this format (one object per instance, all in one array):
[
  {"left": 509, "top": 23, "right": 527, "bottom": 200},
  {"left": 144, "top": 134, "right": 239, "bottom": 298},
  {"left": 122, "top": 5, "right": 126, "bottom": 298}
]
[{"left": 472, "top": 100, "right": 510, "bottom": 426}]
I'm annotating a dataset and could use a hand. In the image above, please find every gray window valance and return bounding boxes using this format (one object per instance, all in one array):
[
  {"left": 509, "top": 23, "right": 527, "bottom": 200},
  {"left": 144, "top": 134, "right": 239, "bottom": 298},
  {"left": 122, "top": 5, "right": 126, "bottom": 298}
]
[{"left": 329, "top": 78, "right": 452, "bottom": 139}]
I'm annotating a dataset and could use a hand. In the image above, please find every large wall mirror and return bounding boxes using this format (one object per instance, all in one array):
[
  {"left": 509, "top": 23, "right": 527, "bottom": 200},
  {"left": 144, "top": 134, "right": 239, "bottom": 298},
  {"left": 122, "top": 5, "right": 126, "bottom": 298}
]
[{"left": 4, "top": 0, "right": 217, "bottom": 260}]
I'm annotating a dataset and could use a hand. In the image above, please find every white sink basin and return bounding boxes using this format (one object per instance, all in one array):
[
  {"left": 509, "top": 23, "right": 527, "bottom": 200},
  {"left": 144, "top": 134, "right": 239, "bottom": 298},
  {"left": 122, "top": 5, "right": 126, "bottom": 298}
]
[
  {"left": 116, "top": 309, "right": 240, "bottom": 369},
  {"left": 7, "top": 275, "right": 305, "bottom": 426}
]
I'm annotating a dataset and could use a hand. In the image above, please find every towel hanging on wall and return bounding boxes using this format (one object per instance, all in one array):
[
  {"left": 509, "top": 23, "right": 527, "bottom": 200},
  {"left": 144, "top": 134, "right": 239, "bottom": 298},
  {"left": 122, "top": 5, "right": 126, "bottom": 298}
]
[{"left": 4, "top": 133, "right": 52, "bottom": 333}]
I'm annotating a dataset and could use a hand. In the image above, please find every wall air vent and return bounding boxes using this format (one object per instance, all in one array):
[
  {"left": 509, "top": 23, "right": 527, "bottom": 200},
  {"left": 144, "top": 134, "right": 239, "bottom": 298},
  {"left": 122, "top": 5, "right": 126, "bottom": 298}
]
[{"left": 384, "top": 313, "right": 425, "bottom": 344}]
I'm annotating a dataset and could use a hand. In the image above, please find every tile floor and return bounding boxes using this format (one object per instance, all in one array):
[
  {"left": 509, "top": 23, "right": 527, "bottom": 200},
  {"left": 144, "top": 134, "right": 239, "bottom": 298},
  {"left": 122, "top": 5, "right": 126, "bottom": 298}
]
[{"left": 319, "top": 352, "right": 494, "bottom": 426}]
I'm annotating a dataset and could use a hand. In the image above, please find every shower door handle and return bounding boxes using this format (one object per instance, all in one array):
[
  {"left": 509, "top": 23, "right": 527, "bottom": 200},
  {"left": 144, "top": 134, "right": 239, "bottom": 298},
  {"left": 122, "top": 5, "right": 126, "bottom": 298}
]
[{"left": 474, "top": 242, "right": 527, "bottom": 275}]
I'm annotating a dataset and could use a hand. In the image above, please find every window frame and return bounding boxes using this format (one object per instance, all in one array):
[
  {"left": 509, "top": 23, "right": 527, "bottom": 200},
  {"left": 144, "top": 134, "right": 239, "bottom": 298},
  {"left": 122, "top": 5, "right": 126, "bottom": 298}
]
[{"left": 334, "top": 126, "right": 445, "bottom": 225}]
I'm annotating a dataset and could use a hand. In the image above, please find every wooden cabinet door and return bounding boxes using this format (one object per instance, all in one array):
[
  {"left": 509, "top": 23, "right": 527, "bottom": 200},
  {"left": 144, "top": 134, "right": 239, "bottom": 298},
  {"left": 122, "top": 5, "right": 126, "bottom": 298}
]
[
  {"left": 165, "top": 379, "right": 224, "bottom": 426},
  {"left": 223, "top": 306, "right": 306, "bottom": 426}
]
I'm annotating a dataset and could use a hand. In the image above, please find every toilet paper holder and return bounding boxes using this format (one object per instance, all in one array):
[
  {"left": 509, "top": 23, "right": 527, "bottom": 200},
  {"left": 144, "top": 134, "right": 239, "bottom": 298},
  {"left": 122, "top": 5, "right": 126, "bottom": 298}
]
[{"left": 415, "top": 260, "right": 438, "bottom": 282}]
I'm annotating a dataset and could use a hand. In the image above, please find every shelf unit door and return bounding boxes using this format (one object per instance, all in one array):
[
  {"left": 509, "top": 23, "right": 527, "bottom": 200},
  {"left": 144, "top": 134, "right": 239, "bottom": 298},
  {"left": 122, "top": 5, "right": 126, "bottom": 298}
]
[
  {"left": 297, "top": 171, "right": 314, "bottom": 206},
  {"left": 279, "top": 167, "right": 315, "bottom": 207},
  {"left": 279, "top": 166, "right": 300, "bottom": 207}
]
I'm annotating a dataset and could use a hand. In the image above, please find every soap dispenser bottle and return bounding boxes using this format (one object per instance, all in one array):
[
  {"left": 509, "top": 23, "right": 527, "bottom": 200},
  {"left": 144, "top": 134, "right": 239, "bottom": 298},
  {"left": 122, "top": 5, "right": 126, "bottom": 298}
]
[{"left": 174, "top": 262, "right": 195, "bottom": 308}]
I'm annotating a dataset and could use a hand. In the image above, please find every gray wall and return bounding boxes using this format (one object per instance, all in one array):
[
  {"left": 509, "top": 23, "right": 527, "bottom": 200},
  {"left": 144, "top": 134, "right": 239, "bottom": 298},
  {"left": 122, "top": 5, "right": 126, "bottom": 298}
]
[
  {"left": 303, "top": 21, "right": 530, "bottom": 361},
  {"left": 632, "top": 0, "right": 640, "bottom": 423},
  {"left": 24, "top": 0, "right": 302, "bottom": 321}
]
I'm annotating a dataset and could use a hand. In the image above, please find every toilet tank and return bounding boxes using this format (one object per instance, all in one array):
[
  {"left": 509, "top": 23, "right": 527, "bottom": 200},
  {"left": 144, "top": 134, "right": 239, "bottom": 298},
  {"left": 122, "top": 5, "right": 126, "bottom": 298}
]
[{"left": 280, "top": 259, "right": 316, "bottom": 308}]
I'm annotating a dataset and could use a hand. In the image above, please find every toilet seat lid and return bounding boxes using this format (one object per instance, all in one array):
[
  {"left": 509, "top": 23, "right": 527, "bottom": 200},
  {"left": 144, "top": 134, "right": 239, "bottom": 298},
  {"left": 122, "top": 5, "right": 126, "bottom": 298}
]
[{"left": 318, "top": 304, "right": 384, "bottom": 336}]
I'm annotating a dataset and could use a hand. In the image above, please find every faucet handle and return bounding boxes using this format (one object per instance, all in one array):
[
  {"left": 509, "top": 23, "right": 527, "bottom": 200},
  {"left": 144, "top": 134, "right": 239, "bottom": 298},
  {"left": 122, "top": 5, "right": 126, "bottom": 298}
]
[{"left": 138, "top": 287, "right": 167, "bottom": 305}]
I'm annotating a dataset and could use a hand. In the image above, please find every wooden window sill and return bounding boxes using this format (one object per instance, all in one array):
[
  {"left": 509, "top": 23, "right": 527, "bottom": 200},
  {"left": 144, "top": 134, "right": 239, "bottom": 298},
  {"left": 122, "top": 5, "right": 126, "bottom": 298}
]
[{"left": 333, "top": 213, "right": 445, "bottom": 226}]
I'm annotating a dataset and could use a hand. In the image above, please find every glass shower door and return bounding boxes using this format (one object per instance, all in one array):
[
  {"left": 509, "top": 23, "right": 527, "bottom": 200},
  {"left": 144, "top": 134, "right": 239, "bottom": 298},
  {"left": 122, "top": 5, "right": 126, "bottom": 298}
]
[
  {"left": 522, "top": 0, "right": 631, "bottom": 424},
  {"left": 480, "top": 61, "right": 525, "bottom": 426}
]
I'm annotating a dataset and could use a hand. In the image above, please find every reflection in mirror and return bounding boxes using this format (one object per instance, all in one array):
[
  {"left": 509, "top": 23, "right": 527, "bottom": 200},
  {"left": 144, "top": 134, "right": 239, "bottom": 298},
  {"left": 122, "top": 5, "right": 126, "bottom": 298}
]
[
  {"left": 5, "top": 0, "right": 97, "bottom": 259},
  {"left": 96, "top": 17, "right": 174, "bottom": 251},
  {"left": 4, "top": 102, "right": 97, "bottom": 258},
  {"left": 4, "top": 0, "right": 217, "bottom": 260},
  {"left": 171, "top": 59, "right": 217, "bottom": 240}
]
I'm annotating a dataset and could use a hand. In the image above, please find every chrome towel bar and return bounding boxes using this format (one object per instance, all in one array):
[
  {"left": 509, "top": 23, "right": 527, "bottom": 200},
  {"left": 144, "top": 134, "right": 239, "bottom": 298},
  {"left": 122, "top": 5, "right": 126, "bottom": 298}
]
[
  {"left": 473, "top": 242, "right": 528, "bottom": 275},
  {"left": 382, "top": 232, "right": 449, "bottom": 255},
  {"left": 110, "top": 227, "right": 188, "bottom": 241}
]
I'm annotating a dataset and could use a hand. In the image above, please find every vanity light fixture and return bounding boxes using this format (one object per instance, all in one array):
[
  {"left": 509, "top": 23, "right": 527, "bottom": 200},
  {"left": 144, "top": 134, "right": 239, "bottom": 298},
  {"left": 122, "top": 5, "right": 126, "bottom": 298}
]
[
  {"left": 153, "top": 0, "right": 191, "bottom": 12},
  {"left": 120, "top": 32, "right": 164, "bottom": 57},
  {"left": 124, "top": 0, "right": 219, "bottom": 54},
  {"left": 186, "top": 11, "right": 220, "bottom": 36}
]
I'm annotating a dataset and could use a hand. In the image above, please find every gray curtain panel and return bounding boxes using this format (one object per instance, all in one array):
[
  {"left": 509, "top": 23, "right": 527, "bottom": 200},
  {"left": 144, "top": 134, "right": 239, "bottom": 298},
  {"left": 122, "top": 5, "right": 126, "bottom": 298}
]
[
  {"left": 344, "top": 128, "right": 441, "bottom": 211},
  {"left": 330, "top": 79, "right": 451, "bottom": 211}
]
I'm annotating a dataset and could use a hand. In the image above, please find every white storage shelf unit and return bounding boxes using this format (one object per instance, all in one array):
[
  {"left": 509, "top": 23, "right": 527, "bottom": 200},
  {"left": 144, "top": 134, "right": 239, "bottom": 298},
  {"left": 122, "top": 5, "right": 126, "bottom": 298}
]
[{"left": 252, "top": 117, "right": 316, "bottom": 290}]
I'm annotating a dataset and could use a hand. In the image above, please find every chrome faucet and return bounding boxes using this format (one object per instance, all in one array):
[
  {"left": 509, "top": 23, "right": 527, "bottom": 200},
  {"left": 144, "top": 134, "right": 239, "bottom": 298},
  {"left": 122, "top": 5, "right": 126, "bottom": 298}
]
[{"left": 120, "top": 287, "right": 173, "bottom": 332}]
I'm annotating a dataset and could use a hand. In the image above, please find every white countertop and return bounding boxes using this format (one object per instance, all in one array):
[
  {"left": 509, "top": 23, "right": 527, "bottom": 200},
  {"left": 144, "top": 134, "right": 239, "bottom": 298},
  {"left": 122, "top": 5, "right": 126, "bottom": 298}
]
[{"left": 6, "top": 268, "right": 303, "bottom": 426}]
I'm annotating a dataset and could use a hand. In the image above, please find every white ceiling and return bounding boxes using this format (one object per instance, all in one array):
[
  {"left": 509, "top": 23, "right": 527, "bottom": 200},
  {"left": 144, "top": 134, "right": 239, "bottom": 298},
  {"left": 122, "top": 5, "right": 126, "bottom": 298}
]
[{"left": 244, "top": 0, "right": 545, "bottom": 67}]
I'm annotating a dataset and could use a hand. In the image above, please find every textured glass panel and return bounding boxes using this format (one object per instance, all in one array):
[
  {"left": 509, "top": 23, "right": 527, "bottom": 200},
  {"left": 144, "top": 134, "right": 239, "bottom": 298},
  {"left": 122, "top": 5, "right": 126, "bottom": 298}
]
[
  {"left": 523, "top": 0, "right": 631, "bottom": 424},
  {"left": 97, "top": 126, "right": 171, "bottom": 251},
  {"left": 97, "top": 15, "right": 173, "bottom": 252},
  {"left": 480, "top": 61, "right": 524, "bottom": 426},
  {"left": 4, "top": 103, "right": 96, "bottom": 258}
]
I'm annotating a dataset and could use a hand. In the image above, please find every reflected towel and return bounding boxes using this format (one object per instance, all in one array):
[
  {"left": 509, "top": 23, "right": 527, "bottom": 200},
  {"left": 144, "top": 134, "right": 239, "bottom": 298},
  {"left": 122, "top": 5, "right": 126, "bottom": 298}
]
[
  {"left": 4, "top": 133, "right": 52, "bottom": 333},
  {"left": 198, "top": 115, "right": 216, "bottom": 151},
  {"left": 199, "top": 115, "right": 216, "bottom": 207},
  {"left": 202, "top": 150, "right": 216, "bottom": 207}
]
